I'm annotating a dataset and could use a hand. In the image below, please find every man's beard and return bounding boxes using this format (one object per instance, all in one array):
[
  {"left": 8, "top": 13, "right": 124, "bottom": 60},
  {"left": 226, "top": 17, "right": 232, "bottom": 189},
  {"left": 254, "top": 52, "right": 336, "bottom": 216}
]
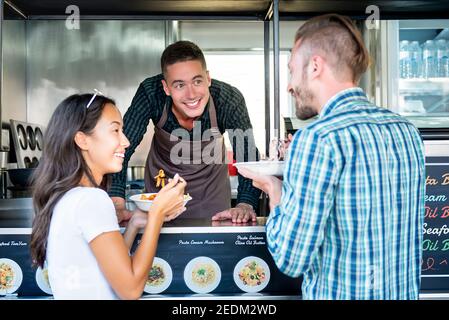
[{"left": 294, "top": 86, "right": 317, "bottom": 120}]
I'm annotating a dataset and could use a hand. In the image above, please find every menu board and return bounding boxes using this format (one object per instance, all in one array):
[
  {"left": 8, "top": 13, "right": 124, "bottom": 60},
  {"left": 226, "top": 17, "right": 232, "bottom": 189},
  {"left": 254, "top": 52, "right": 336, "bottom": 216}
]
[
  {"left": 421, "top": 157, "right": 449, "bottom": 290},
  {"left": 0, "top": 234, "right": 50, "bottom": 297},
  {"left": 132, "top": 232, "right": 302, "bottom": 296},
  {"left": 0, "top": 229, "right": 301, "bottom": 297}
]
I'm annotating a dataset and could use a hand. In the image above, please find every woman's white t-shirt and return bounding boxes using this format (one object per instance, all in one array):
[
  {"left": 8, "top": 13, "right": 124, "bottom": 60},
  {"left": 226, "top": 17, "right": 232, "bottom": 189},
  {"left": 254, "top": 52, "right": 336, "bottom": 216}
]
[{"left": 46, "top": 187, "right": 120, "bottom": 299}]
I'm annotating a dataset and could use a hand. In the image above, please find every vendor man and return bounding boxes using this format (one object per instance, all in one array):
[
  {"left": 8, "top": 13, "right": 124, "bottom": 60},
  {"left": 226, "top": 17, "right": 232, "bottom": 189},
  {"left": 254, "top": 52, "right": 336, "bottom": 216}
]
[{"left": 109, "top": 40, "right": 261, "bottom": 223}]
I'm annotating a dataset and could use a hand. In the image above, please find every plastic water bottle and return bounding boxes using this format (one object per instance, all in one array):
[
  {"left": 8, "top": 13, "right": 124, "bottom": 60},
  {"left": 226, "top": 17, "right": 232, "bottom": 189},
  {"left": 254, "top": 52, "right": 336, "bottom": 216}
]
[
  {"left": 410, "top": 41, "right": 422, "bottom": 78},
  {"left": 400, "top": 40, "right": 410, "bottom": 78},
  {"left": 437, "top": 39, "right": 449, "bottom": 77},
  {"left": 444, "top": 42, "right": 449, "bottom": 77},
  {"left": 423, "top": 40, "right": 437, "bottom": 78}
]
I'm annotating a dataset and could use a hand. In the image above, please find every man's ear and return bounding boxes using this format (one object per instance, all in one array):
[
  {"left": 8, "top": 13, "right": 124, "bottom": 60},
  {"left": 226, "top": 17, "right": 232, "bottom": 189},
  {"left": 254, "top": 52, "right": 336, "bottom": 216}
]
[
  {"left": 74, "top": 131, "right": 89, "bottom": 151},
  {"left": 206, "top": 70, "right": 211, "bottom": 87},
  {"left": 161, "top": 79, "right": 170, "bottom": 96},
  {"left": 310, "top": 55, "right": 324, "bottom": 80}
]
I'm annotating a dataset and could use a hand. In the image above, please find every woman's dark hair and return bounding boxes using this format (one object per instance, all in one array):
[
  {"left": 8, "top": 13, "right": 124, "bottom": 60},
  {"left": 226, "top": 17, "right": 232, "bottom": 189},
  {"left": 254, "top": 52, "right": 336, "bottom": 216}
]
[
  {"left": 160, "top": 40, "right": 207, "bottom": 77},
  {"left": 30, "top": 93, "right": 115, "bottom": 268}
]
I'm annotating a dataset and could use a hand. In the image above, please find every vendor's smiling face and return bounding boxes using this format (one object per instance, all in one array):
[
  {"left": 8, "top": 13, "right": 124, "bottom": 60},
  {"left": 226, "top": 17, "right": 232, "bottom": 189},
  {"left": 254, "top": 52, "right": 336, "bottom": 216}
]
[{"left": 162, "top": 60, "right": 211, "bottom": 120}]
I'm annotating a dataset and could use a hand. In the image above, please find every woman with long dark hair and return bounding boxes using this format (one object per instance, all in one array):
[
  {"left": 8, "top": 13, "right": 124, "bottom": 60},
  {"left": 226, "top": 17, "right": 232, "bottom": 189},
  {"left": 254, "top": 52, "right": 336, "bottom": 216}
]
[{"left": 30, "top": 93, "right": 186, "bottom": 299}]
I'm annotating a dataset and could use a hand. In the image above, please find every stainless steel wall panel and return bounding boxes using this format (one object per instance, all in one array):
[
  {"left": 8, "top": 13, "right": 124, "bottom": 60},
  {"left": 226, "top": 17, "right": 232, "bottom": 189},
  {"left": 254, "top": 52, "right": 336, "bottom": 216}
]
[
  {"left": 2, "top": 20, "right": 27, "bottom": 124},
  {"left": 26, "top": 20, "right": 165, "bottom": 165}
]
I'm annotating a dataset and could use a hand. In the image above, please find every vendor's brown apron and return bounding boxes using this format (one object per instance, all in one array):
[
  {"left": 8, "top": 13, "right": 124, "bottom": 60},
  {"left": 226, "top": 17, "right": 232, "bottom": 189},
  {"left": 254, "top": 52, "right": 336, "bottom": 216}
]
[{"left": 144, "top": 98, "right": 231, "bottom": 218}]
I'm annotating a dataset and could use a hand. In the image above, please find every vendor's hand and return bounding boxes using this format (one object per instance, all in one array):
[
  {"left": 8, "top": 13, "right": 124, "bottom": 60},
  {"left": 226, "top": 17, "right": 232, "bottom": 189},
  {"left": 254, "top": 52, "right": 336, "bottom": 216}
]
[
  {"left": 237, "top": 167, "right": 283, "bottom": 211},
  {"left": 211, "top": 219, "right": 258, "bottom": 227},
  {"left": 111, "top": 197, "right": 133, "bottom": 224},
  {"left": 212, "top": 203, "right": 256, "bottom": 223}
]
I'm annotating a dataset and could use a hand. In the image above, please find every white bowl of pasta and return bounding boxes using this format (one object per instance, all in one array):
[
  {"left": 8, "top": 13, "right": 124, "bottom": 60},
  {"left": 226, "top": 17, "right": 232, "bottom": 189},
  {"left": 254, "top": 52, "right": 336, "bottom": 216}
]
[{"left": 129, "top": 193, "right": 192, "bottom": 212}]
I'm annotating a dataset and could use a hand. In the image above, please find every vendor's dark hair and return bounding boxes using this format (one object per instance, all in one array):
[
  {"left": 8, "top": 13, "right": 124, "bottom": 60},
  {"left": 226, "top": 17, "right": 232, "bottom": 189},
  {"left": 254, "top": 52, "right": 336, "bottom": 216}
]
[
  {"left": 161, "top": 40, "right": 207, "bottom": 76},
  {"left": 30, "top": 93, "right": 115, "bottom": 268}
]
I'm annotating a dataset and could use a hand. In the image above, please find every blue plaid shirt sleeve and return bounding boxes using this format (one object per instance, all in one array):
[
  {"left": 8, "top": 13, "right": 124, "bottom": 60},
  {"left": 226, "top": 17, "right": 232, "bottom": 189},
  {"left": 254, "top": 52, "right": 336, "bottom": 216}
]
[{"left": 266, "top": 129, "right": 338, "bottom": 277}]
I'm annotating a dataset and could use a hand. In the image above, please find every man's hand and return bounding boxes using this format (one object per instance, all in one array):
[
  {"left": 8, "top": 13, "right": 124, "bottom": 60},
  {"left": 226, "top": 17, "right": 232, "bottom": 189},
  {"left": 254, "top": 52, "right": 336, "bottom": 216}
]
[
  {"left": 237, "top": 167, "right": 283, "bottom": 211},
  {"left": 285, "top": 133, "right": 294, "bottom": 149},
  {"left": 282, "top": 133, "right": 294, "bottom": 158},
  {"left": 278, "top": 133, "right": 294, "bottom": 160},
  {"left": 211, "top": 203, "right": 257, "bottom": 223},
  {"left": 111, "top": 197, "right": 133, "bottom": 224},
  {"left": 211, "top": 219, "right": 257, "bottom": 227}
]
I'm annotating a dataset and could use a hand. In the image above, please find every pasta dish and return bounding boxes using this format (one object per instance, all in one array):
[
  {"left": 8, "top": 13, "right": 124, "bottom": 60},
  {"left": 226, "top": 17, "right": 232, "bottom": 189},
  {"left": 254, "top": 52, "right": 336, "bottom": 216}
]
[
  {"left": 140, "top": 194, "right": 157, "bottom": 201},
  {"left": 191, "top": 263, "right": 215, "bottom": 287},
  {"left": 0, "top": 262, "right": 14, "bottom": 291},
  {"left": 42, "top": 268, "right": 51, "bottom": 288},
  {"left": 140, "top": 193, "right": 190, "bottom": 201},
  {"left": 146, "top": 265, "right": 165, "bottom": 287},
  {"left": 238, "top": 260, "right": 266, "bottom": 286}
]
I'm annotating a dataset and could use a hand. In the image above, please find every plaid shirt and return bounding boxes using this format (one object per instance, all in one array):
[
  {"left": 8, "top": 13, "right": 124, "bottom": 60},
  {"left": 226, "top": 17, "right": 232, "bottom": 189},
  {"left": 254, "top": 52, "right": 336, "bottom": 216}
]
[
  {"left": 266, "top": 88, "right": 425, "bottom": 300},
  {"left": 109, "top": 74, "right": 261, "bottom": 209}
]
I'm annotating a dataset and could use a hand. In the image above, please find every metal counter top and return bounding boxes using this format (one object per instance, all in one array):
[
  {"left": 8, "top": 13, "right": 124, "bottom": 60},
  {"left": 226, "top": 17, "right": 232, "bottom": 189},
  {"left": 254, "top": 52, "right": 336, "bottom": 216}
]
[
  {"left": 0, "top": 196, "right": 268, "bottom": 232},
  {"left": 0, "top": 198, "right": 33, "bottom": 229},
  {"left": 0, "top": 213, "right": 268, "bottom": 233},
  {"left": 157, "top": 217, "right": 267, "bottom": 234}
]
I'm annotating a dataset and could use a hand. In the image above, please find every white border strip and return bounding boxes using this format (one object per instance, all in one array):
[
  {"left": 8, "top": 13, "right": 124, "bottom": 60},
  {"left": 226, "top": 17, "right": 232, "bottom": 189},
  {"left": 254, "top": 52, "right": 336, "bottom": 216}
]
[
  {"left": 0, "top": 228, "right": 32, "bottom": 234},
  {"left": 420, "top": 293, "right": 449, "bottom": 299},
  {"left": 160, "top": 226, "right": 266, "bottom": 234},
  {"left": 1, "top": 226, "right": 266, "bottom": 235}
]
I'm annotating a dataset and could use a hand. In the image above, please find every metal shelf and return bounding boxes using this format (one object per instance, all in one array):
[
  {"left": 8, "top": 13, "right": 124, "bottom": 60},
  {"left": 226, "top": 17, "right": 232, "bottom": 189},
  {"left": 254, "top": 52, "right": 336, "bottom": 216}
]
[
  {"left": 399, "top": 78, "right": 449, "bottom": 95},
  {"left": 400, "top": 78, "right": 449, "bottom": 82},
  {"left": 5, "top": 0, "right": 449, "bottom": 20},
  {"left": 4, "top": 0, "right": 272, "bottom": 20}
]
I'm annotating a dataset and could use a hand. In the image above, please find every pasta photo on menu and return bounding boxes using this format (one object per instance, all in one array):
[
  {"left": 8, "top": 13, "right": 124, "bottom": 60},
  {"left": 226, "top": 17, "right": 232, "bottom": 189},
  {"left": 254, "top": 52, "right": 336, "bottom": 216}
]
[
  {"left": 184, "top": 257, "right": 221, "bottom": 294},
  {"left": 143, "top": 257, "right": 173, "bottom": 294},
  {"left": 0, "top": 258, "right": 23, "bottom": 295},
  {"left": 35, "top": 261, "right": 52, "bottom": 295},
  {"left": 233, "top": 256, "right": 270, "bottom": 293}
]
